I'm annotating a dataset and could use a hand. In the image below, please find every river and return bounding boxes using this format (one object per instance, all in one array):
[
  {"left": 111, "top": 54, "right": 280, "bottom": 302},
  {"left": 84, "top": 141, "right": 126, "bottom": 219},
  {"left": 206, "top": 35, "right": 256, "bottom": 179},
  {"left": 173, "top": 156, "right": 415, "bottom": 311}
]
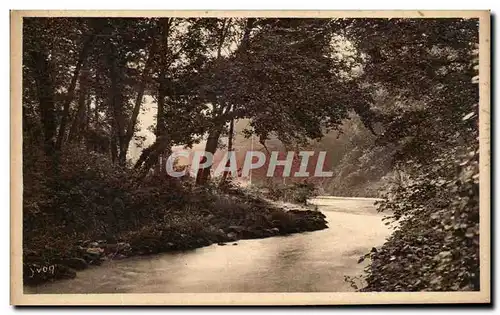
[{"left": 25, "top": 197, "right": 392, "bottom": 294}]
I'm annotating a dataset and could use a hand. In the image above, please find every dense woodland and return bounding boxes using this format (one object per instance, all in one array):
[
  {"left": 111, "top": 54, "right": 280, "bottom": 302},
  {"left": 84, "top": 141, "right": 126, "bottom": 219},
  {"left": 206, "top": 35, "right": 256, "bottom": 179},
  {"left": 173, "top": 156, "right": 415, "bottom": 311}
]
[{"left": 23, "top": 17, "right": 480, "bottom": 291}]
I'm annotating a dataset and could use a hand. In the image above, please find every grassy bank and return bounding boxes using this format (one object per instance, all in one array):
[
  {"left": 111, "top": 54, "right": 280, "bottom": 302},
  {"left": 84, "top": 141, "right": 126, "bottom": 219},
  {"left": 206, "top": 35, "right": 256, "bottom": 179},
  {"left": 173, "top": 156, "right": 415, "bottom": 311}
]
[{"left": 23, "top": 146, "right": 328, "bottom": 285}]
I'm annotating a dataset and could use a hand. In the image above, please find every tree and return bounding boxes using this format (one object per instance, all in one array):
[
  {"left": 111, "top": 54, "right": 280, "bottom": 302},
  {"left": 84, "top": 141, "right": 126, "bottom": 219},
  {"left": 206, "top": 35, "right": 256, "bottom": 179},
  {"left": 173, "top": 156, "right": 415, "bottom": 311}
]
[
  {"left": 193, "top": 18, "right": 372, "bottom": 184},
  {"left": 133, "top": 18, "right": 222, "bottom": 174},
  {"left": 341, "top": 18, "right": 480, "bottom": 291},
  {"left": 55, "top": 20, "right": 103, "bottom": 150},
  {"left": 23, "top": 17, "right": 92, "bottom": 155},
  {"left": 23, "top": 17, "right": 160, "bottom": 165},
  {"left": 344, "top": 18, "right": 479, "bottom": 162}
]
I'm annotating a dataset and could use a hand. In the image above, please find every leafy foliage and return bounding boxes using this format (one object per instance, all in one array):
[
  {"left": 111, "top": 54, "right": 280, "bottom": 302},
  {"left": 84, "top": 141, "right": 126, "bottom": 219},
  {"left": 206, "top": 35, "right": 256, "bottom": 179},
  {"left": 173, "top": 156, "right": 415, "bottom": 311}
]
[
  {"left": 340, "top": 18, "right": 481, "bottom": 292},
  {"left": 23, "top": 145, "right": 327, "bottom": 273},
  {"left": 22, "top": 17, "right": 482, "bottom": 291},
  {"left": 251, "top": 181, "right": 319, "bottom": 205}
]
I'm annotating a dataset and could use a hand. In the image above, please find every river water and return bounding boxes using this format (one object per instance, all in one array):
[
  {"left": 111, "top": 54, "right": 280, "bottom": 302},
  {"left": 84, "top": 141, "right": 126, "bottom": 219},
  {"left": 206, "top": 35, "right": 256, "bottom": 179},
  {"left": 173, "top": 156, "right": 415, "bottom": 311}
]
[{"left": 25, "top": 197, "right": 392, "bottom": 294}]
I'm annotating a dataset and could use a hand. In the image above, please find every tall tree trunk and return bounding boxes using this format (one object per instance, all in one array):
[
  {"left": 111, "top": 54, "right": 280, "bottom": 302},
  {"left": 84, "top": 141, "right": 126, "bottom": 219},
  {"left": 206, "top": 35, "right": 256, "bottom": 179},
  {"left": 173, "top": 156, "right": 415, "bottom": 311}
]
[
  {"left": 135, "top": 18, "right": 205, "bottom": 176},
  {"left": 29, "top": 51, "right": 57, "bottom": 155},
  {"left": 156, "top": 18, "right": 172, "bottom": 136},
  {"left": 197, "top": 18, "right": 254, "bottom": 185},
  {"left": 108, "top": 44, "right": 127, "bottom": 166},
  {"left": 68, "top": 70, "right": 89, "bottom": 143},
  {"left": 155, "top": 18, "right": 172, "bottom": 173},
  {"left": 85, "top": 93, "right": 91, "bottom": 137},
  {"left": 55, "top": 31, "right": 97, "bottom": 150},
  {"left": 239, "top": 18, "right": 255, "bottom": 53},
  {"left": 123, "top": 40, "right": 157, "bottom": 155},
  {"left": 94, "top": 96, "right": 99, "bottom": 127},
  {"left": 110, "top": 126, "right": 118, "bottom": 164},
  {"left": 156, "top": 81, "right": 167, "bottom": 174},
  {"left": 196, "top": 127, "right": 223, "bottom": 185},
  {"left": 67, "top": 89, "right": 86, "bottom": 143},
  {"left": 134, "top": 135, "right": 170, "bottom": 175},
  {"left": 220, "top": 116, "right": 235, "bottom": 186},
  {"left": 216, "top": 19, "right": 229, "bottom": 58},
  {"left": 118, "top": 140, "right": 128, "bottom": 166},
  {"left": 83, "top": 93, "right": 92, "bottom": 151}
]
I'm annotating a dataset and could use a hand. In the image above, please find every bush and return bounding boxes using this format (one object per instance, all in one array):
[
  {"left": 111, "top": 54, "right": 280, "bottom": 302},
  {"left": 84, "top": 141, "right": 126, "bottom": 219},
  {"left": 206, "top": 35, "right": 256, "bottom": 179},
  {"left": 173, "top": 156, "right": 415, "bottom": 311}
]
[
  {"left": 23, "top": 145, "right": 203, "bottom": 264},
  {"left": 23, "top": 145, "right": 328, "bottom": 278},
  {"left": 256, "top": 180, "right": 318, "bottom": 204},
  {"left": 360, "top": 146, "right": 479, "bottom": 291}
]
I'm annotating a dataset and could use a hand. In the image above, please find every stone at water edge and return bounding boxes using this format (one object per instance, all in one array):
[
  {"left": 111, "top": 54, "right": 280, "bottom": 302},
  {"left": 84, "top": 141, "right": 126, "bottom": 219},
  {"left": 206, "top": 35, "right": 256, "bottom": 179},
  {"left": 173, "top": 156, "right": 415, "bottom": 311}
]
[
  {"left": 227, "top": 232, "right": 238, "bottom": 240},
  {"left": 86, "top": 247, "right": 104, "bottom": 256},
  {"left": 83, "top": 247, "right": 104, "bottom": 265},
  {"left": 270, "top": 227, "right": 280, "bottom": 234},
  {"left": 225, "top": 225, "right": 245, "bottom": 233}
]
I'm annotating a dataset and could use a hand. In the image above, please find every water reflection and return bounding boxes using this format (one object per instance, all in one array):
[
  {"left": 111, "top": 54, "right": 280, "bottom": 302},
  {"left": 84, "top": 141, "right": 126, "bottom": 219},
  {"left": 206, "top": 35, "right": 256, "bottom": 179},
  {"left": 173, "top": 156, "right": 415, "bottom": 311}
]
[{"left": 25, "top": 198, "right": 391, "bottom": 294}]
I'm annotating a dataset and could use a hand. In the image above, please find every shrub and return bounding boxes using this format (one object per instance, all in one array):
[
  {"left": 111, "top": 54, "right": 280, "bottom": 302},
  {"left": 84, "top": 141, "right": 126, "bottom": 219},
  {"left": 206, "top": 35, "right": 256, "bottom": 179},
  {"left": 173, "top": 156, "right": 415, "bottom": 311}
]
[
  {"left": 256, "top": 180, "right": 318, "bottom": 204},
  {"left": 360, "top": 146, "right": 479, "bottom": 291}
]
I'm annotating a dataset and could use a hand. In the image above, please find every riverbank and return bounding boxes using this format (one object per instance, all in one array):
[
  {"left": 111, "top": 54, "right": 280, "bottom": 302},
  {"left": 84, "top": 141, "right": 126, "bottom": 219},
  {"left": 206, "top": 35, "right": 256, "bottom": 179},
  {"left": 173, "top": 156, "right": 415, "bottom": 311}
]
[
  {"left": 23, "top": 148, "right": 328, "bottom": 286},
  {"left": 25, "top": 198, "right": 392, "bottom": 294},
  {"left": 24, "top": 188, "right": 328, "bottom": 285}
]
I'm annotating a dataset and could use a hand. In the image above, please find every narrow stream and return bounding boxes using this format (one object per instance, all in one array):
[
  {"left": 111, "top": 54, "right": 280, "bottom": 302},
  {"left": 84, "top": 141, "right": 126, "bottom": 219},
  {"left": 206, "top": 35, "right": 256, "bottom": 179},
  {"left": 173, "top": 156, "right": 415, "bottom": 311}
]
[{"left": 25, "top": 197, "right": 392, "bottom": 293}]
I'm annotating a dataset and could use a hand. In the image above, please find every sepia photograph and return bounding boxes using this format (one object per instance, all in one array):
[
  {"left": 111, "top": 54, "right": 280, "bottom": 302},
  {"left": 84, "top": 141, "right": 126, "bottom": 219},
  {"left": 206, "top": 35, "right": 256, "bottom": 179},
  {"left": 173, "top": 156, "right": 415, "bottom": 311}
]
[{"left": 10, "top": 10, "right": 490, "bottom": 305}]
